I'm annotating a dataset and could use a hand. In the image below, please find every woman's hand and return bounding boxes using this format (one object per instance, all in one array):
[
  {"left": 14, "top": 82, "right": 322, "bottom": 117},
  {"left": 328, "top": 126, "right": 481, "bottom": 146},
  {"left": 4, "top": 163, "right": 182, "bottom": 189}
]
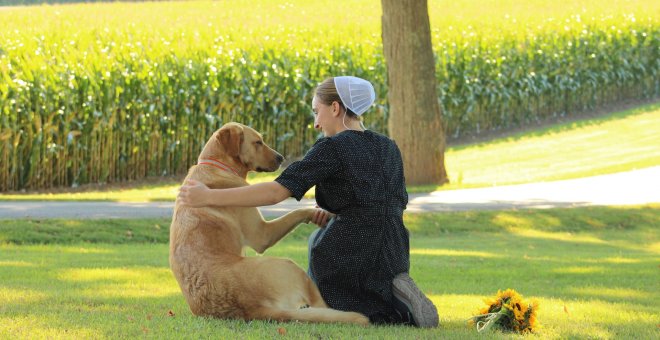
[
  {"left": 177, "top": 179, "right": 211, "bottom": 207},
  {"left": 311, "top": 206, "right": 334, "bottom": 227}
]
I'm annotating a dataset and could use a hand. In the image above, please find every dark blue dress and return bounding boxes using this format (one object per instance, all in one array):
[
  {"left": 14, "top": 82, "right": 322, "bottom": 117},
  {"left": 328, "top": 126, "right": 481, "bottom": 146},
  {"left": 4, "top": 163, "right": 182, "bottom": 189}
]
[{"left": 275, "top": 130, "right": 410, "bottom": 323}]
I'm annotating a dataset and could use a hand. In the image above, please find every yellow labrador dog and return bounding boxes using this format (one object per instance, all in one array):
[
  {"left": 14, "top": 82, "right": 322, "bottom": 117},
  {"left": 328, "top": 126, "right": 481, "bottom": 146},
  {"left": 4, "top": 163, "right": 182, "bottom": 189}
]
[{"left": 169, "top": 122, "right": 369, "bottom": 325}]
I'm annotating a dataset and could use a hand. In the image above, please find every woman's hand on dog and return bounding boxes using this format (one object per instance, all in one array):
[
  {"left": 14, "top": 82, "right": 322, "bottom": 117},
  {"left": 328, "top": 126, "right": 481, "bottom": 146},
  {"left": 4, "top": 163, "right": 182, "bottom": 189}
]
[
  {"left": 177, "top": 179, "right": 211, "bottom": 207},
  {"left": 311, "top": 206, "right": 334, "bottom": 228},
  {"left": 179, "top": 180, "right": 334, "bottom": 226}
]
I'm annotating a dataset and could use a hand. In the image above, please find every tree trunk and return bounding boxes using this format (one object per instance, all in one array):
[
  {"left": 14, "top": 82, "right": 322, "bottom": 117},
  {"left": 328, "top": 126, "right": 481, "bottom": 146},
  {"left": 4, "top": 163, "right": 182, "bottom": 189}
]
[{"left": 381, "top": 0, "right": 448, "bottom": 185}]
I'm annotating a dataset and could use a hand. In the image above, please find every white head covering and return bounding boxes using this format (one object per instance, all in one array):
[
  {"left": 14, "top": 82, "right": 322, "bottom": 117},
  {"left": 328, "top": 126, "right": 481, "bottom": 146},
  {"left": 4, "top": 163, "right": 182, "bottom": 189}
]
[{"left": 334, "top": 76, "right": 376, "bottom": 116}]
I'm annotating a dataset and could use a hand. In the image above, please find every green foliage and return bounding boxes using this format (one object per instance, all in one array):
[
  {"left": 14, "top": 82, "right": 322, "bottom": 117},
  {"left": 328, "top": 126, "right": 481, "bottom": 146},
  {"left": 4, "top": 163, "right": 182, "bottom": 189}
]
[
  {"left": 0, "top": 1, "right": 659, "bottom": 190},
  {"left": 3, "top": 103, "right": 659, "bottom": 200}
]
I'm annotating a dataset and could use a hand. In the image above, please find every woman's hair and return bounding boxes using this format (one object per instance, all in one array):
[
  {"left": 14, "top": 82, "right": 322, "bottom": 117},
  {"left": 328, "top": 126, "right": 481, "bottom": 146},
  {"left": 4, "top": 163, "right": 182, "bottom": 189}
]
[{"left": 315, "top": 78, "right": 358, "bottom": 118}]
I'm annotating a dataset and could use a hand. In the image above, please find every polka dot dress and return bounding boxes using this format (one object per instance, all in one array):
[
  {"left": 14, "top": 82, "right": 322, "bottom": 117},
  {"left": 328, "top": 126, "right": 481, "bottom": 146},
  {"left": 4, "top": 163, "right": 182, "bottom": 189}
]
[{"left": 275, "top": 130, "right": 410, "bottom": 323}]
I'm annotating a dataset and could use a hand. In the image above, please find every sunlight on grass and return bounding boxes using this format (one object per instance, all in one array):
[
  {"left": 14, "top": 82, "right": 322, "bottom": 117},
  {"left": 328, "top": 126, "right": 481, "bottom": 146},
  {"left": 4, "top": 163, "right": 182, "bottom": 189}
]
[
  {"left": 58, "top": 246, "right": 117, "bottom": 255},
  {"left": 0, "top": 182, "right": 180, "bottom": 202},
  {"left": 553, "top": 299, "right": 657, "bottom": 329},
  {"left": 428, "top": 294, "right": 482, "bottom": 322},
  {"left": 453, "top": 295, "right": 657, "bottom": 338},
  {"left": 601, "top": 257, "right": 642, "bottom": 264},
  {"left": 492, "top": 213, "right": 534, "bottom": 229},
  {"left": 48, "top": 246, "right": 114, "bottom": 254},
  {"left": 506, "top": 227, "right": 608, "bottom": 245},
  {"left": 445, "top": 103, "right": 660, "bottom": 189},
  {"left": 2, "top": 315, "right": 98, "bottom": 338},
  {"left": 58, "top": 267, "right": 171, "bottom": 283},
  {"left": 647, "top": 242, "right": 660, "bottom": 254},
  {"left": 569, "top": 287, "right": 649, "bottom": 299},
  {"left": 552, "top": 266, "right": 606, "bottom": 274},
  {"left": 0, "top": 287, "right": 47, "bottom": 304},
  {"left": 584, "top": 236, "right": 660, "bottom": 255},
  {"left": 0, "top": 243, "right": 117, "bottom": 254},
  {"left": 56, "top": 267, "right": 183, "bottom": 299},
  {"left": 410, "top": 249, "right": 502, "bottom": 258},
  {"left": 79, "top": 285, "right": 179, "bottom": 299}
]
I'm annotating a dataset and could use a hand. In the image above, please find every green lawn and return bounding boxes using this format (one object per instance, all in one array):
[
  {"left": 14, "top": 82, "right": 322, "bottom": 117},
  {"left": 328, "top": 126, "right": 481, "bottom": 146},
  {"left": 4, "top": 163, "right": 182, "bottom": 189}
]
[
  {"left": 1, "top": 206, "right": 658, "bottom": 338},
  {"left": 443, "top": 102, "right": 660, "bottom": 189},
  {"left": 1, "top": 102, "right": 659, "bottom": 201}
]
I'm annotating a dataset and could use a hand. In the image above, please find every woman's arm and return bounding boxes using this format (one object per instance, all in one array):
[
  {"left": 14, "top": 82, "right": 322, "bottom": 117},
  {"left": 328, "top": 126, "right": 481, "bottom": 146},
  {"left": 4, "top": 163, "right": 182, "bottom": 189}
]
[{"left": 177, "top": 179, "right": 292, "bottom": 208}]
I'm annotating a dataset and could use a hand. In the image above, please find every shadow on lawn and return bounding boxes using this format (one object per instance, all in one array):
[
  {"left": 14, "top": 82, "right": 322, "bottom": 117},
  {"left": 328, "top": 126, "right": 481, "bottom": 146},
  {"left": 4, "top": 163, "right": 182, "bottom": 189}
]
[
  {"left": 0, "top": 247, "right": 189, "bottom": 337},
  {"left": 448, "top": 101, "right": 660, "bottom": 150},
  {"left": 409, "top": 230, "right": 658, "bottom": 307},
  {"left": 404, "top": 205, "right": 659, "bottom": 234},
  {"left": 1, "top": 294, "right": 188, "bottom": 338}
]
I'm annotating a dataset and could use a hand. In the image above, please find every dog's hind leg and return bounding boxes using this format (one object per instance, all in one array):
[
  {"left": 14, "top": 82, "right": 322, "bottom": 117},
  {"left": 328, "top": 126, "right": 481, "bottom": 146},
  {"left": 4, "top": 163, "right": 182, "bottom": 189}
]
[
  {"left": 250, "top": 307, "right": 369, "bottom": 326},
  {"left": 304, "top": 274, "right": 329, "bottom": 308}
]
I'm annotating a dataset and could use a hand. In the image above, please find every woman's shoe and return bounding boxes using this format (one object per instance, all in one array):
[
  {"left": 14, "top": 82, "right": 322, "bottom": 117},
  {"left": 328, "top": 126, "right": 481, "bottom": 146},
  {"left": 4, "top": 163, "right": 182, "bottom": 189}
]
[{"left": 392, "top": 273, "right": 439, "bottom": 328}]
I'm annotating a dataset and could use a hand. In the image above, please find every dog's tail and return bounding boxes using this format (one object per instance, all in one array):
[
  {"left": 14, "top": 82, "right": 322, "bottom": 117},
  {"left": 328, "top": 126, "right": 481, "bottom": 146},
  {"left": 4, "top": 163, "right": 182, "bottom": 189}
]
[{"left": 252, "top": 307, "right": 369, "bottom": 326}]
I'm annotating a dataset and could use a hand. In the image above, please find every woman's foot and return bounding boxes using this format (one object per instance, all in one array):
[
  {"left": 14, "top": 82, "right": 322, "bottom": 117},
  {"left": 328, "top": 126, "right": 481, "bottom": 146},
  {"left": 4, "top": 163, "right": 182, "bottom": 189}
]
[{"left": 392, "top": 273, "right": 439, "bottom": 328}]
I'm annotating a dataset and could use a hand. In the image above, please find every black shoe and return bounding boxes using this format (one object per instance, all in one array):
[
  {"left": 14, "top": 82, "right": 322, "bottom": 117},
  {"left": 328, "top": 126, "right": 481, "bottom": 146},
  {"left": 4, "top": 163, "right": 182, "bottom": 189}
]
[
  {"left": 392, "top": 273, "right": 439, "bottom": 328},
  {"left": 391, "top": 300, "right": 415, "bottom": 326}
]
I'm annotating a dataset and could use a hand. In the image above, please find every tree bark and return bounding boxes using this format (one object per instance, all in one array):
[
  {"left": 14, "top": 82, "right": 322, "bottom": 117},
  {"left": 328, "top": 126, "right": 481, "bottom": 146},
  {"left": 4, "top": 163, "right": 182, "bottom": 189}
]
[{"left": 381, "top": 0, "right": 448, "bottom": 185}]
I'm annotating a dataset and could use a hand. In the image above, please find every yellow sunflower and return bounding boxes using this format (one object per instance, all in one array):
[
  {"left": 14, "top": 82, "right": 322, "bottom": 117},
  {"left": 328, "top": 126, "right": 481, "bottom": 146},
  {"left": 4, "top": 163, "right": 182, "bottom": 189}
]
[{"left": 469, "top": 289, "right": 540, "bottom": 334}]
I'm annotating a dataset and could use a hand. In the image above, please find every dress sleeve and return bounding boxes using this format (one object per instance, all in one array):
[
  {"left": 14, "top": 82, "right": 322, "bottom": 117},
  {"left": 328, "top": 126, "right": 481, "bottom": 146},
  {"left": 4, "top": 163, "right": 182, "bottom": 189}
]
[{"left": 275, "top": 138, "right": 340, "bottom": 201}]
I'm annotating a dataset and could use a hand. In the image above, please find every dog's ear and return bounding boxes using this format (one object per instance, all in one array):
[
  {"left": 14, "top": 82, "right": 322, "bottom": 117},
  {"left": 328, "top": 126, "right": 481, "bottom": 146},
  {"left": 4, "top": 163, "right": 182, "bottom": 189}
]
[{"left": 217, "top": 124, "right": 244, "bottom": 157}]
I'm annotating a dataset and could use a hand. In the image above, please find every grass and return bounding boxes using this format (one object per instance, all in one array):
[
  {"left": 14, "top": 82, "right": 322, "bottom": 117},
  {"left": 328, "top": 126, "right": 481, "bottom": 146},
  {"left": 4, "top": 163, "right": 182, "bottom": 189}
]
[
  {"left": 1, "top": 205, "right": 659, "bottom": 338},
  {"left": 442, "top": 102, "right": 660, "bottom": 190},
  {"left": 1, "top": 102, "right": 659, "bottom": 201}
]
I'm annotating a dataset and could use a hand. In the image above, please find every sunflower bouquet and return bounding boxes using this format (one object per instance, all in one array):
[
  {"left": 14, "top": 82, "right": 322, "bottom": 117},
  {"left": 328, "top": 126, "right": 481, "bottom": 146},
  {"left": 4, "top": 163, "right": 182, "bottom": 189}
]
[{"left": 468, "top": 289, "right": 539, "bottom": 334}]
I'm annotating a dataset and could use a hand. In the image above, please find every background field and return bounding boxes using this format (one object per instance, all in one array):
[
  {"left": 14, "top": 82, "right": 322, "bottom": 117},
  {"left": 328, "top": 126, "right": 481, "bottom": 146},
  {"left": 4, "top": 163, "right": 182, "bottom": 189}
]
[
  {"left": 2, "top": 101, "right": 658, "bottom": 201},
  {"left": 1, "top": 0, "right": 658, "bottom": 190}
]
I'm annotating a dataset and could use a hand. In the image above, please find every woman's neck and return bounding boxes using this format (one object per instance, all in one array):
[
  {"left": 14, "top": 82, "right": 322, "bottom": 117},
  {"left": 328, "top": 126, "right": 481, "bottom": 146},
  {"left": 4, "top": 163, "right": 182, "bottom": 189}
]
[
  {"left": 325, "top": 114, "right": 365, "bottom": 137},
  {"left": 339, "top": 115, "right": 364, "bottom": 132}
]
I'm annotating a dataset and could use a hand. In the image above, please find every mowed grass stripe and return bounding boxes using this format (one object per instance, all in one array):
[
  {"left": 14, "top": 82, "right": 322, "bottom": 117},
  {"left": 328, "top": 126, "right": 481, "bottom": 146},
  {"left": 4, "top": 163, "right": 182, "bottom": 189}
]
[{"left": 445, "top": 103, "right": 660, "bottom": 187}]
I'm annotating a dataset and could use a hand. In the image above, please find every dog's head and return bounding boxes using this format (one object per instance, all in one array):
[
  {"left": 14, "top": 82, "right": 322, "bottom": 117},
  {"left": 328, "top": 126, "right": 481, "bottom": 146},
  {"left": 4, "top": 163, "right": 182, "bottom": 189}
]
[{"left": 200, "top": 122, "right": 284, "bottom": 174}]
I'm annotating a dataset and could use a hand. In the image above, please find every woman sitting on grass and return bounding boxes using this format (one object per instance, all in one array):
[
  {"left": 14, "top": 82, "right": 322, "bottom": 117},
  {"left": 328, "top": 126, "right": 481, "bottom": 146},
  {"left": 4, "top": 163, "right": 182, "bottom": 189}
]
[{"left": 178, "top": 76, "right": 439, "bottom": 327}]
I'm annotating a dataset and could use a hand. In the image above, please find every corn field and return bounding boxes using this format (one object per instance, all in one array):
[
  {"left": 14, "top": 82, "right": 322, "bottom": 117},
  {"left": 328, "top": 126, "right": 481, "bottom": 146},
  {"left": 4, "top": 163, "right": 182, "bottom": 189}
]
[{"left": 0, "top": 0, "right": 658, "bottom": 191}]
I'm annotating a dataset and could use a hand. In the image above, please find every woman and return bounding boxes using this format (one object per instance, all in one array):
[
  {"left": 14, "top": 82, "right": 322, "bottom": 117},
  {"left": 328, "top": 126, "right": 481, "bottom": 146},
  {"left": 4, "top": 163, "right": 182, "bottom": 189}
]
[{"left": 177, "top": 76, "right": 439, "bottom": 327}]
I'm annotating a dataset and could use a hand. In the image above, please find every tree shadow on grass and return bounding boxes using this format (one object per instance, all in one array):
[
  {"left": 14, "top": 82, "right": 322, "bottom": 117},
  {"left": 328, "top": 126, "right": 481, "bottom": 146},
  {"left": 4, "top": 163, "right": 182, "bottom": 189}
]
[{"left": 448, "top": 101, "right": 660, "bottom": 150}]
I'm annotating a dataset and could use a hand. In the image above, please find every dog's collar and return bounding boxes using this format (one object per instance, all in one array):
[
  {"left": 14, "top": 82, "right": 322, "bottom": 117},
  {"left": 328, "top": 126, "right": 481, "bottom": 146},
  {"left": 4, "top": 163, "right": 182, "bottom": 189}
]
[{"left": 197, "top": 158, "right": 241, "bottom": 176}]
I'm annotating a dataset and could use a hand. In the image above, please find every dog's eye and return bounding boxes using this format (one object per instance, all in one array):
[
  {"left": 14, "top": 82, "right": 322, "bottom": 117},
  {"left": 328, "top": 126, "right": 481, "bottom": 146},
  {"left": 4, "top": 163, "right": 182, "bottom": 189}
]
[{"left": 256, "top": 141, "right": 263, "bottom": 146}]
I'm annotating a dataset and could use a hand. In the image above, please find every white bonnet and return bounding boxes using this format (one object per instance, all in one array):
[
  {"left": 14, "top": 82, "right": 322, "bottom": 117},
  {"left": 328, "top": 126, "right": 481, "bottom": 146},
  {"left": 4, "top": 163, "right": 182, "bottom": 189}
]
[{"left": 333, "top": 76, "right": 376, "bottom": 116}]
